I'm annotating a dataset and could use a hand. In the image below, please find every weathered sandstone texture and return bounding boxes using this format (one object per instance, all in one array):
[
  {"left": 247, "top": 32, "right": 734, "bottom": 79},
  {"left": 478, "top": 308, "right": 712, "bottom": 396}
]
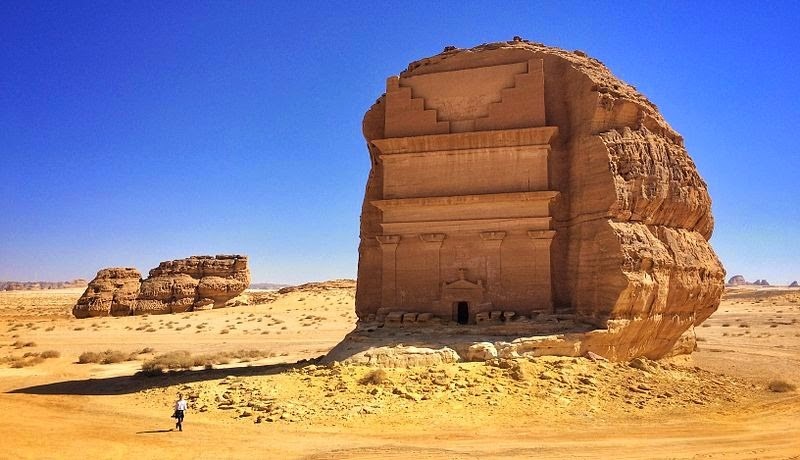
[
  {"left": 355, "top": 39, "right": 724, "bottom": 360},
  {"left": 73, "top": 268, "right": 141, "bottom": 318},
  {"left": 73, "top": 255, "right": 249, "bottom": 318}
]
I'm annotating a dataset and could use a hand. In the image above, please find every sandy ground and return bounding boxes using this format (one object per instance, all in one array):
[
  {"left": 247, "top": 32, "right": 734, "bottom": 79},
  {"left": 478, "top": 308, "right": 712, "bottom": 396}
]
[{"left": 1, "top": 284, "right": 799, "bottom": 459}]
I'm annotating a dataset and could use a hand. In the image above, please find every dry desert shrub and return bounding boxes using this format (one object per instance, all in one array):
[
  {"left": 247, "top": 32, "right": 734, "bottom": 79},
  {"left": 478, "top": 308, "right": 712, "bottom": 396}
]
[
  {"left": 359, "top": 368, "right": 390, "bottom": 385},
  {"left": 78, "top": 349, "right": 136, "bottom": 364},
  {"left": 39, "top": 350, "right": 60, "bottom": 358},
  {"left": 9, "top": 355, "right": 44, "bottom": 368},
  {"left": 767, "top": 380, "right": 797, "bottom": 393},
  {"left": 12, "top": 341, "right": 36, "bottom": 349},
  {"left": 140, "top": 349, "right": 275, "bottom": 375}
]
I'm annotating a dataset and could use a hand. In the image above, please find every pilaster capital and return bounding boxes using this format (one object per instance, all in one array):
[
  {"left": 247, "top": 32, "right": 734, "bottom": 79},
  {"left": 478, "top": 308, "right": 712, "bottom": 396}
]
[
  {"left": 376, "top": 235, "right": 401, "bottom": 245},
  {"left": 480, "top": 231, "right": 507, "bottom": 241},
  {"left": 527, "top": 230, "right": 556, "bottom": 240},
  {"left": 419, "top": 233, "right": 446, "bottom": 243}
]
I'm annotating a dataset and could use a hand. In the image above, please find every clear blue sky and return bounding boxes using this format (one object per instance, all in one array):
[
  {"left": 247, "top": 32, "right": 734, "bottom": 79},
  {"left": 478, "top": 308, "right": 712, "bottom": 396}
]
[{"left": 1, "top": 1, "right": 798, "bottom": 284}]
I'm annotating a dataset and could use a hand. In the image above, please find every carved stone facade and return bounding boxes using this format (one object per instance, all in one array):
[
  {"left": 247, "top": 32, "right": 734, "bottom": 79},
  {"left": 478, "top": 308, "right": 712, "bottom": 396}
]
[
  {"left": 364, "top": 58, "right": 558, "bottom": 324},
  {"left": 356, "top": 40, "right": 725, "bottom": 360}
]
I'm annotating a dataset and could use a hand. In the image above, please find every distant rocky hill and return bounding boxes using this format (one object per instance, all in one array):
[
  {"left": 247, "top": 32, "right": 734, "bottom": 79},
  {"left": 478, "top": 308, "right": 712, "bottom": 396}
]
[
  {"left": 726, "top": 275, "right": 773, "bottom": 287},
  {"left": 1, "top": 279, "right": 87, "bottom": 291},
  {"left": 276, "top": 279, "right": 356, "bottom": 294},
  {"left": 249, "top": 282, "right": 292, "bottom": 290},
  {"left": 727, "top": 275, "right": 747, "bottom": 286}
]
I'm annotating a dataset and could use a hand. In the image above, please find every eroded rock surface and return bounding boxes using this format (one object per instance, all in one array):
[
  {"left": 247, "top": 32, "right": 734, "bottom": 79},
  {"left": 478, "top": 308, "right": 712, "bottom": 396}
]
[
  {"left": 74, "top": 255, "right": 249, "bottom": 317},
  {"left": 135, "top": 255, "right": 250, "bottom": 315},
  {"left": 73, "top": 268, "right": 141, "bottom": 318},
  {"left": 355, "top": 39, "right": 724, "bottom": 360}
]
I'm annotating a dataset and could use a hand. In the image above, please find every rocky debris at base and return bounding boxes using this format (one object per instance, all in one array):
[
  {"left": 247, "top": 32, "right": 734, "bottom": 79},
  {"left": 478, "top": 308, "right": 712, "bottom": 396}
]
[
  {"left": 343, "top": 345, "right": 460, "bottom": 367},
  {"left": 136, "top": 356, "right": 756, "bottom": 425},
  {"left": 326, "top": 324, "right": 697, "bottom": 365},
  {"left": 73, "top": 255, "right": 250, "bottom": 318}
]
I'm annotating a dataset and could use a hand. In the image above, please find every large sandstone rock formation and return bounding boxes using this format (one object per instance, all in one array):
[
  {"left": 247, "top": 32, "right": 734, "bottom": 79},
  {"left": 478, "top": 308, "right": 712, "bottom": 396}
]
[
  {"left": 355, "top": 39, "right": 724, "bottom": 360},
  {"left": 73, "top": 255, "right": 249, "bottom": 317},
  {"left": 73, "top": 268, "right": 141, "bottom": 318}
]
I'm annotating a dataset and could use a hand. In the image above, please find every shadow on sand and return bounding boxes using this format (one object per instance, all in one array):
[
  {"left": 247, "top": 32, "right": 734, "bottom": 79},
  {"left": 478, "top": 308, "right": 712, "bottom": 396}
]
[
  {"left": 7, "top": 360, "right": 312, "bottom": 396},
  {"left": 136, "top": 429, "right": 175, "bottom": 434}
]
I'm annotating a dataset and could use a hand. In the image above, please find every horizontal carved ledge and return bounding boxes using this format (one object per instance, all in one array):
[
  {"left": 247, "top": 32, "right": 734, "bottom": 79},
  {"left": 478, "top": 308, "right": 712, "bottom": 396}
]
[
  {"left": 376, "top": 235, "right": 401, "bottom": 245},
  {"left": 528, "top": 230, "right": 556, "bottom": 239},
  {"left": 372, "top": 126, "right": 559, "bottom": 154}
]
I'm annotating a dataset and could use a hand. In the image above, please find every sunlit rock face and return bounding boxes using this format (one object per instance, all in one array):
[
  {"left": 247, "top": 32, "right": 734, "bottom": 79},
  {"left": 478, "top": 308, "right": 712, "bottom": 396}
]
[{"left": 355, "top": 39, "right": 724, "bottom": 360}]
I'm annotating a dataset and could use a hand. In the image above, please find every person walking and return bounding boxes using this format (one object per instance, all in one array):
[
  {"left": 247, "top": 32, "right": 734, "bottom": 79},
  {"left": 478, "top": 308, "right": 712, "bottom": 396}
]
[{"left": 173, "top": 393, "right": 188, "bottom": 432}]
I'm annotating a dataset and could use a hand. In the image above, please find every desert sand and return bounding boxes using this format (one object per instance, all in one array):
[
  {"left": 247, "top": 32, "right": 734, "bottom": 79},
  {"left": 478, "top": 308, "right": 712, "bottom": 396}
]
[{"left": 1, "top": 284, "right": 798, "bottom": 459}]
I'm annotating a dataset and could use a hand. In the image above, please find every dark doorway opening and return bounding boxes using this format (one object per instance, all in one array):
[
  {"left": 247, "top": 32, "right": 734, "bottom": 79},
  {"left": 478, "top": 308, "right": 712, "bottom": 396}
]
[{"left": 456, "top": 302, "right": 469, "bottom": 325}]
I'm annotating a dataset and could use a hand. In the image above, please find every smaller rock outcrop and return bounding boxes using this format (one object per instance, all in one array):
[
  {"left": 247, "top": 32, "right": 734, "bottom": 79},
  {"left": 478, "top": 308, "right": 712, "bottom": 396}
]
[
  {"left": 727, "top": 275, "right": 747, "bottom": 286},
  {"left": 73, "top": 255, "right": 249, "bottom": 318},
  {"left": 790, "top": 281, "right": 798, "bottom": 288},
  {"left": 754, "top": 279, "right": 770, "bottom": 286},
  {"left": 73, "top": 268, "right": 141, "bottom": 318}
]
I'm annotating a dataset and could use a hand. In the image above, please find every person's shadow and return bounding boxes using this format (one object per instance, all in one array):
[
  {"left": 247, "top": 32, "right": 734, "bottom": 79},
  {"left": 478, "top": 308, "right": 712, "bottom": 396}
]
[{"left": 136, "top": 429, "right": 174, "bottom": 434}]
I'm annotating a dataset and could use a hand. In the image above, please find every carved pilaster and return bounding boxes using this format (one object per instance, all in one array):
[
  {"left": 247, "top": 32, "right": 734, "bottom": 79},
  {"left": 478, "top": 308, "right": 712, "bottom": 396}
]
[
  {"left": 480, "top": 231, "right": 505, "bottom": 289},
  {"left": 528, "top": 230, "right": 556, "bottom": 311},
  {"left": 419, "top": 233, "right": 446, "bottom": 297},
  {"left": 376, "top": 235, "right": 400, "bottom": 308}
]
